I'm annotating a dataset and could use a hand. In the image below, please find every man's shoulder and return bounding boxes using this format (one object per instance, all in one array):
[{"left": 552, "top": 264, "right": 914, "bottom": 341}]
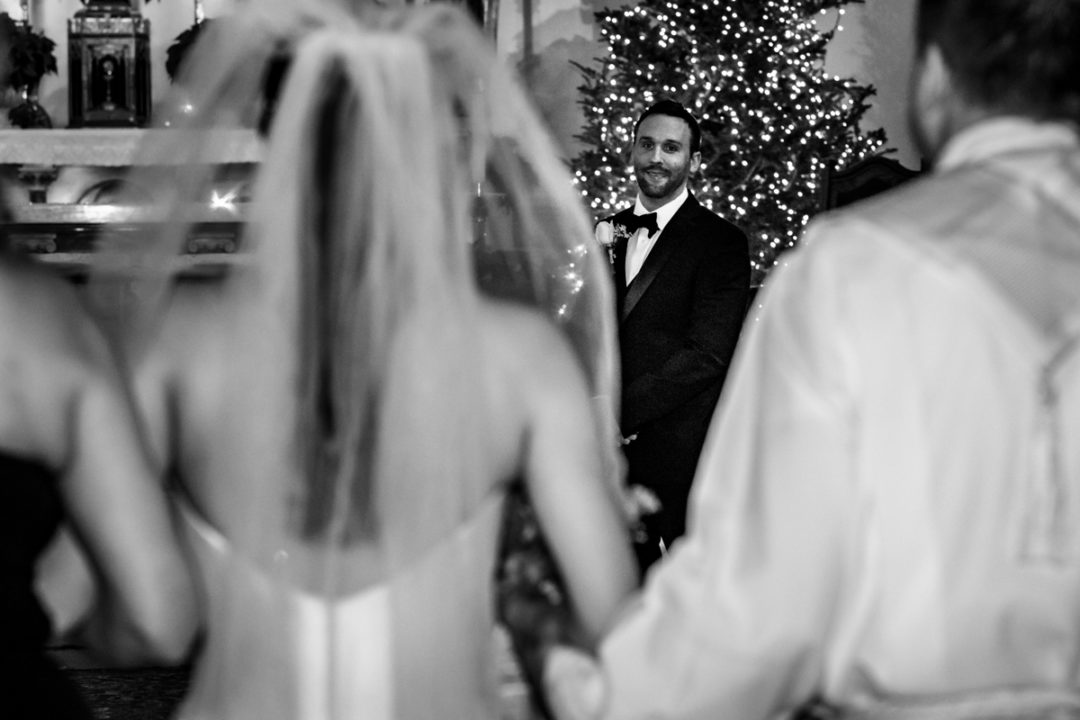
[
  {"left": 810, "top": 167, "right": 987, "bottom": 249},
  {"left": 678, "top": 196, "right": 746, "bottom": 240}
]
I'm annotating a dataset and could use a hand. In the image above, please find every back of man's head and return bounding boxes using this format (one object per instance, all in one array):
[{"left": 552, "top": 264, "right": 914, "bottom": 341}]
[{"left": 916, "top": 0, "right": 1080, "bottom": 122}]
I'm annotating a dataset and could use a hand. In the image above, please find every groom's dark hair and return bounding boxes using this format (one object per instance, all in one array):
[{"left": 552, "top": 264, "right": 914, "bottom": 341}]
[
  {"left": 633, "top": 100, "right": 702, "bottom": 154},
  {"left": 916, "top": 0, "right": 1080, "bottom": 121}
]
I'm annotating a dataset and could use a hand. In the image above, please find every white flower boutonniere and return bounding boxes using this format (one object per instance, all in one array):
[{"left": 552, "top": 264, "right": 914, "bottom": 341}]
[
  {"left": 623, "top": 483, "right": 663, "bottom": 547},
  {"left": 594, "top": 220, "right": 631, "bottom": 266}
]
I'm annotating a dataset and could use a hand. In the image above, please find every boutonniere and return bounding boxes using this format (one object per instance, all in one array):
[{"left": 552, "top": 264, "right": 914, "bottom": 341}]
[
  {"left": 594, "top": 220, "right": 631, "bottom": 266},
  {"left": 623, "top": 483, "right": 663, "bottom": 547}
]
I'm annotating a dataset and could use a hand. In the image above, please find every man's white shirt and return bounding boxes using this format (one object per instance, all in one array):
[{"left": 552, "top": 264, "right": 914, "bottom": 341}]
[{"left": 625, "top": 188, "right": 688, "bottom": 284}]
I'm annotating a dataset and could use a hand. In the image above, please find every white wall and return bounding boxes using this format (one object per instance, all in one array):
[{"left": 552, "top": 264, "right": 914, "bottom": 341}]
[
  {"left": 823, "top": 0, "right": 920, "bottom": 168},
  {"left": 499, "top": 0, "right": 921, "bottom": 167},
  {"left": 494, "top": 0, "right": 622, "bottom": 159},
  {"left": 2, "top": 0, "right": 921, "bottom": 167}
]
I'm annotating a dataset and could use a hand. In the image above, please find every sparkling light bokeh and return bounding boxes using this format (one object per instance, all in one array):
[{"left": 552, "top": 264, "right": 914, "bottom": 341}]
[{"left": 571, "top": 0, "right": 886, "bottom": 283}]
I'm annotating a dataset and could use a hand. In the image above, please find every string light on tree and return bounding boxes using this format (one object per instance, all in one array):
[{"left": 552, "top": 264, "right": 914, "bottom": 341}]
[{"left": 572, "top": 0, "right": 885, "bottom": 283}]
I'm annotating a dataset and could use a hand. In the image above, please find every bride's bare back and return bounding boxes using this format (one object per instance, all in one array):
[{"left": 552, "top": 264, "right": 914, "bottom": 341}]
[{"left": 136, "top": 278, "right": 632, "bottom": 635}]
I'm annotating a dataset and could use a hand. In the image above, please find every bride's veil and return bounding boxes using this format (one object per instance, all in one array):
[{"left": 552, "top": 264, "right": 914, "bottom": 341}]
[{"left": 89, "top": 0, "right": 621, "bottom": 717}]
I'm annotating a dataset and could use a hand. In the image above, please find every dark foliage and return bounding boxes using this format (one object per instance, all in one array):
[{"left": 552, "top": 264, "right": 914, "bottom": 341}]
[{"left": 0, "top": 13, "right": 57, "bottom": 92}]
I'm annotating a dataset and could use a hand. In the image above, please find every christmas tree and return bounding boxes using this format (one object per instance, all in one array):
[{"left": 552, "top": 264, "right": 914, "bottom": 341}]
[{"left": 571, "top": 0, "right": 887, "bottom": 283}]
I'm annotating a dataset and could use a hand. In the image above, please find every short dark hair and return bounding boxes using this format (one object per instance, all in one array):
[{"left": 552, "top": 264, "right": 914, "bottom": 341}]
[
  {"left": 916, "top": 0, "right": 1080, "bottom": 121},
  {"left": 633, "top": 100, "right": 701, "bottom": 154}
]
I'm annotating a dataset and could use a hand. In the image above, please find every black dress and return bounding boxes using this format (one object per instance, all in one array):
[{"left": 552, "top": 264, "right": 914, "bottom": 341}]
[{"left": 0, "top": 452, "right": 93, "bottom": 720}]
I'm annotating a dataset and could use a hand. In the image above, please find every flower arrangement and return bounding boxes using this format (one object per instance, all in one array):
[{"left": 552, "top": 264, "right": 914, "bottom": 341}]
[
  {"left": 0, "top": 13, "right": 56, "bottom": 95},
  {"left": 496, "top": 478, "right": 660, "bottom": 717},
  {"left": 0, "top": 13, "right": 57, "bottom": 127},
  {"left": 495, "top": 484, "right": 572, "bottom": 720},
  {"left": 594, "top": 220, "right": 630, "bottom": 266},
  {"left": 165, "top": 17, "right": 213, "bottom": 83}
]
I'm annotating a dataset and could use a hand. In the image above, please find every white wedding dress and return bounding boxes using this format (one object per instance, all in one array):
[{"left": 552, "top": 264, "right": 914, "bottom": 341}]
[{"left": 175, "top": 491, "right": 510, "bottom": 720}]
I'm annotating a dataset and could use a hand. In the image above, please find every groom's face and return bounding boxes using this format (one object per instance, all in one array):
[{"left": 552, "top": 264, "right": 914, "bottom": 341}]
[{"left": 632, "top": 114, "right": 701, "bottom": 208}]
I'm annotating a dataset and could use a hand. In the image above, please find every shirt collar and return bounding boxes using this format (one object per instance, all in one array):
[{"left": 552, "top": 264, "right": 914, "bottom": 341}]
[
  {"left": 634, "top": 187, "right": 689, "bottom": 232},
  {"left": 937, "top": 116, "right": 1080, "bottom": 171}
]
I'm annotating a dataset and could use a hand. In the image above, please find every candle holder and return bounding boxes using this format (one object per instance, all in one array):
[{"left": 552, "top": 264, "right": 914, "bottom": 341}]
[{"left": 68, "top": 0, "right": 151, "bottom": 127}]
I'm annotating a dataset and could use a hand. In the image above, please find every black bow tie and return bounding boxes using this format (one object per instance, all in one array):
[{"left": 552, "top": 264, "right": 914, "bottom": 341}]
[{"left": 622, "top": 212, "right": 659, "bottom": 236}]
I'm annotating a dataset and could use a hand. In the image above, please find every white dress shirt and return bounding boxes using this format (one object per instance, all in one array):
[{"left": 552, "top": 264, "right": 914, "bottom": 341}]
[
  {"left": 624, "top": 188, "right": 688, "bottom": 284},
  {"left": 551, "top": 117, "right": 1080, "bottom": 720}
]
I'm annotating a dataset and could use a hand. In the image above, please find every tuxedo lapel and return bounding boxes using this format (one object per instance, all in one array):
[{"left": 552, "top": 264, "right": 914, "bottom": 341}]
[
  {"left": 609, "top": 209, "right": 635, "bottom": 311},
  {"left": 622, "top": 230, "right": 675, "bottom": 321},
  {"left": 621, "top": 198, "right": 697, "bottom": 322},
  {"left": 613, "top": 234, "right": 630, "bottom": 308}
]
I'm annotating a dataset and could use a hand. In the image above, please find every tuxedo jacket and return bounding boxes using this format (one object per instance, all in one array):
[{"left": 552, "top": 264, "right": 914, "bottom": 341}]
[{"left": 609, "top": 192, "right": 750, "bottom": 545}]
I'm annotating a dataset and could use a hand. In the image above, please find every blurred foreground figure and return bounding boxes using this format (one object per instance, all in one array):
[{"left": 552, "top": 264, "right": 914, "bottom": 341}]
[
  {"left": 91, "top": 1, "right": 636, "bottom": 719},
  {"left": 0, "top": 22, "right": 195, "bottom": 720},
  {"left": 0, "top": 199, "right": 197, "bottom": 720},
  {"left": 541, "top": 0, "right": 1080, "bottom": 718}
]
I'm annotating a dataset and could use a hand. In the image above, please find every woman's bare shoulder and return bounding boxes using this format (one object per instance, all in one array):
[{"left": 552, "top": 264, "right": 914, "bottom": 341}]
[
  {"left": 0, "top": 259, "right": 110, "bottom": 370},
  {"left": 166, "top": 279, "right": 231, "bottom": 333},
  {"left": 0, "top": 259, "right": 125, "bottom": 459},
  {"left": 478, "top": 300, "right": 585, "bottom": 386},
  {"left": 140, "top": 281, "right": 230, "bottom": 369},
  {"left": 481, "top": 299, "right": 563, "bottom": 349}
]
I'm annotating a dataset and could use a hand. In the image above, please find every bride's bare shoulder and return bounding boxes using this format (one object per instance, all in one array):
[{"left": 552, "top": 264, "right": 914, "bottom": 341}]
[
  {"left": 478, "top": 300, "right": 584, "bottom": 382},
  {"left": 137, "top": 279, "right": 233, "bottom": 384}
]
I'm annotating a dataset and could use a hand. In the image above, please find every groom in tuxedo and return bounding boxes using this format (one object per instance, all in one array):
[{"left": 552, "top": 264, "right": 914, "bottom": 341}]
[{"left": 606, "top": 100, "right": 749, "bottom": 574}]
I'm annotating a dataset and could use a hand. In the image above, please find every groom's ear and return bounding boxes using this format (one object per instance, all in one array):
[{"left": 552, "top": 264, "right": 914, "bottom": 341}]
[
  {"left": 909, "top": 43, "right": 956, "bottom": 159},
  {"left": 689, "top": 150, "right": 702, "bottom": 175}
]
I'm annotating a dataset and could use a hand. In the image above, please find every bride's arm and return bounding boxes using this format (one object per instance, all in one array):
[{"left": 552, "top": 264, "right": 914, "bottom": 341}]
[{"left": 520, "top": 321, "right": 638, "bottom": 648}]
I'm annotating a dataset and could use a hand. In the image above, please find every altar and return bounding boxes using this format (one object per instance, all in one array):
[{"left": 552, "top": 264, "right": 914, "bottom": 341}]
[{"left": 0, "top": 127, "right": 260, "bottom": 275}]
